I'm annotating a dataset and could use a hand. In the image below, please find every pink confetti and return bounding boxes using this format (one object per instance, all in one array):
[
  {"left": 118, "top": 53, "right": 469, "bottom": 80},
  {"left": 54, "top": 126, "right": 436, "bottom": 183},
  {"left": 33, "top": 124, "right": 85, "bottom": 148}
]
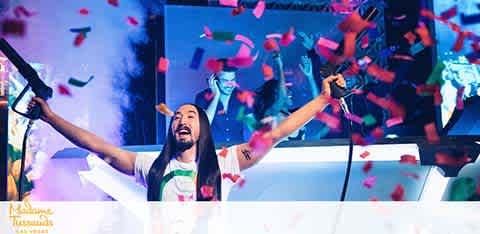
[
  {"left": 235, "top": 34, "right": 255, "bottom": 48},
  {"left": 73, "top": 33, "right": 85, "bottom": 47},
  {"left": 415, "top": 23, "right": 434, "bottom": 47},
  {"left": 127, "top": 16, "right": 139, "bottom": 26},
  {"left": 108, "top": 0, "right": 119, "bottom": 7},
  {"left": 14, "top": 6, "right": 36, "bottom": 18},
  {"left": 366, "top": 64, "right": 395, "bottom": 83},
  {"left": 253, "top": 0, "right": 266, "bottom": 19},
  {"left": 205, "top": 58, "right": 224, "bottom": 73},
  {"left": 222, "top": 173, "right": 241, "bottom": 183},
  {"left": 370, "top": 127, "right": 384, "bottom": 139},
  {"left": 456, "top": 86, "right": 465, "bottom": 110},
  {"left": 424, "top": 122, "right": 440, "bottom": 144},
  {"left": 317, "top": 37, "right": 339, "bottom": 50},
  {"left": 362, "top": 161, "right": 373, "bottom": 174},
  {"left": 263, "top": 38, "right": 278, "bottom": 51},
  {"left": 363, "top": 175, "right": 377, "bottom": 189},
  {"left": 248, "top": 128, "right": 273, "bottom": 156},
  {"left": 227, "top": 56, "right": 254, "bottom": 68},
  {"left": 404, "top": 32, "right": 417, "bottom": 45},
  {"left": 157, "top": 57, "right": 169, "bottom": 73},
  {"left": 361, "top": 35, "right": 369, "bottom": 49},
  {"left": 386, "top": 117, "right": 403, "bottom": 127},
  {"left": 204, "top": 92, "right": 214, "bottom": 101},
  {"left": 352, "top": 133, "right": 368, "bottom": 146},
  {"left": 262, "top": 64, "right": 274, "bottom": 80},
  {"left": 434, "top": 88, "right": 443, "bottom": 106},
  {"left": 390, "top": 184, "right": 405, "bottom": 201},
  {"left": 416, "top": 84, "right": 438, "bottom": 96},
  {"left": 203, "top": 26, "right": 213, "bottom": 39},
  {"left": 235, "top": 43, "right": 252, "bottom": 58},
  {"left": 391, "top": 54, "right": 415, "bottom": 61},
  {"left": 236, "top": 90, "right": 255, "bottom": 108},
  {"left": 79, "top": 8, "right": 89, "bottom": 15},
  {"left": 399, "top": 155, "right": 417, "bottom": 165},
  {"left": 344, "top": 112, "right": 363, "bottom": 124},
  {"left": 452, "top": 31, "right": 469, "bottom": 52},
  {"left": 343, "top": 31, "right": 357, "bottom": 58},
  {"left": 57, "top": 84, "right": 72, "bottom": 96},
  {"left": 360, "top": 150, "right": 370, "bottom": 159},
  {"left": 200, "top": 185, "right": 214, "bottom": 198},
  {"left": 440, "top": 5, "right": 457, "bottom": 20},
  {"left": 435, "top": 152, "right": 471, "bottom": 166},
  {"left": 315, "top": 112, "right": 340, "bottom": 129},
  {"left": 345, "top": 61, "right": 360, "bottom": 76},
  {"left": 219, "top": 0, "right": 238, "bottom": 7},
  {"left": 280, "top": 27, "right": 295, "bottom": 47},
  {"left": 317, "top": 45, "right": 338, "bottom": 63},
  {"left": 219, "top": 147, "right": 228, "bottom": 158},
  {"left": 231, "top": 5, "right": 245, "bottom": 16}
]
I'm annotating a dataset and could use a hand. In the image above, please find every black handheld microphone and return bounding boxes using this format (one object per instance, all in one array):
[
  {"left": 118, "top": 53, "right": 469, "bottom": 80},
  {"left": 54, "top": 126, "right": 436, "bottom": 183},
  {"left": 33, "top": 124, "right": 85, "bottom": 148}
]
[{"left": 0, "top": 38, "right": 53, "bottom": 119}]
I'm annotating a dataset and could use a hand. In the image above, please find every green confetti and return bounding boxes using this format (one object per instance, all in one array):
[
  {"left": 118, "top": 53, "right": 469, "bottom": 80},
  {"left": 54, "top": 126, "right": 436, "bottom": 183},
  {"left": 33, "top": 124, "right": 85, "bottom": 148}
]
[
  {"left": 363, "top": 114, "right": 377, "bottom": 126},
  {"left": 426, "top": 62, "right": 445, "bottom": 86},
  {"left": 212, "top": 31, "right": 235, "bottom": 41},
  {"left": 450, "top": 177, "right": 477, "bottom": 201},
  {"left": 68, "top": 75, "right": 94, "bottom": 87}
]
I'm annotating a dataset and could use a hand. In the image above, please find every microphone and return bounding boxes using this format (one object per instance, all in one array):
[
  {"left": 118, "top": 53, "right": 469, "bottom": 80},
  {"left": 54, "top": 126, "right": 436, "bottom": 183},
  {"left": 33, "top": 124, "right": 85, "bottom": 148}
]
[{"left": 330, "top": 79, "right": 351, "bottom": 114}]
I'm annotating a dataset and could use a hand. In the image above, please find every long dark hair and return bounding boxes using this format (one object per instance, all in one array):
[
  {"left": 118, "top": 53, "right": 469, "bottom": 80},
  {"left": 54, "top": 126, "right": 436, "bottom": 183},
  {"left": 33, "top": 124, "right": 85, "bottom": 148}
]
[{"left": 147, "top": 104, "right": 221, "bottom": 201}]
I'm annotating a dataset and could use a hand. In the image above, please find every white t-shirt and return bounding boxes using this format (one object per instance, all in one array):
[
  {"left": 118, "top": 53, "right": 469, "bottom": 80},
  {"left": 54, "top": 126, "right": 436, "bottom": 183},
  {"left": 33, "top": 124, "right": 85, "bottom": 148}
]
[{"left": 134, "top": 146, "right": 241, "bottom": 201}]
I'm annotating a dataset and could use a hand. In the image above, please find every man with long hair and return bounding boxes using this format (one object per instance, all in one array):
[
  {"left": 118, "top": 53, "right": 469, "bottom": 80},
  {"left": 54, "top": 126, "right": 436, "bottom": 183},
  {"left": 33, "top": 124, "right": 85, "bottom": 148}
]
[{"left": 29, "top": 75, "right": 345, "bottom": 201}]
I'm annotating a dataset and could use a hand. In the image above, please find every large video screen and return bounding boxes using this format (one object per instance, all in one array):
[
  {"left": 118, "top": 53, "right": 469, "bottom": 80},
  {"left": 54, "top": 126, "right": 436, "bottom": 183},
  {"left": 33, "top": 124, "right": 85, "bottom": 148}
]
[
  {"left": 164, "top": 5, "right": 405, "bottom": 146},
  {"left": 433, "top": 1, "right": 480, "bottom": 129}
]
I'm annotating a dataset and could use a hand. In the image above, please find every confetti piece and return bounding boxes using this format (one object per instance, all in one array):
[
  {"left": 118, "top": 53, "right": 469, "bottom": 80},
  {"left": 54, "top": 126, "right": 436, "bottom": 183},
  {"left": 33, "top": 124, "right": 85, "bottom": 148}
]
[
  {"left": 236, "top": 90, "right": 255, "bottom": 108},
  {"left": 369, "top": 196, "right": 380, "bottom": 201},
  {"left": 415, "top": 23, "right": 434, "bottom": 47},
  {"left": 108, "top": 0, "right": 119, "bottom": 7},
  {"left": 403, "top": 32, "right": 417, "bottom": 45},
  {"left": 238, "top": 177, "right": 246, "bottom": 188},
  {"left": 391, "top": 54, "right": 415, "bottom": 61},
  {"left": 352, "top": 133, "right": 368, "bottom": 146},
  {"left": 366, "top": 93, "right": 405, "bottom": 118},
  {"left": 222, "top": 173, "right": 241, "bottom": 183},
  {"left": 206, "top": 58, "right": 224, "bottom": 73},
  {"left": 253, "top": 0, "right": 265, "bottom": 19},
  {"left": 393, "top": 14, "right": 407, "bottom": 20},
  {"left": 386, "top": 117, "right": 403, "bottom": 127},
  {"left": 69, "top": 27, "right": 91, "bottom": 35},
  {"left": 435, "top": 152, "right": 472, "bottom": 166},
  {"left": 390, "top": 184, "right": 405, "bottom": 201},
  {"left": 219, "top": 0, "right": 238, "bottom": 7},
  {"left": 212, "top": 31, "right": 235, "bottom": 41},
  {"left": 73, "top": 33, "right": 85, "bottom": 47},
  {"left": 177, "top": 194, "right": 194, "bottom": 201},
  {"left": 366, "top": 64, "right": 395, "bottom": 83},
  {"left": 424, "top": 122, "right": 440, "bottom": 144},
  {"left": 362, "top": 114, "right": 376, "bottom": 126},
  {"left": 452, "top": 31, "right": 468, "bottom": 52},
  {"left": 1, "top": 19, "right": 25, "bottom": 36},
  {"left": 361, "top": 35, "right": 369, "bottom": 49},
  {"left": 235, "top": 43, "right": 251, "bottom": 58},
  {"left": 127, "top": 16, "right": 139, "bottom": 26},
  {"left": 315, "top": 112, "right": 340, "bottom": 129},
  {"left": 68, "top": 76, "right": 94, "bottom": 87},
  {"left": 280, "top": 27, "right": 295, "bottom": 47},
  {"left": 219, "top": 147, "right": 228, "bottom": 158},
  {"left": 338, "top": 12, "right": 373, "bottom": 33},
  {"left": 426, "top": 62, "right": 445, "bottom": 85},
  {"left": 410, "top": 41, "right": 425, "bottom": 55},
  {"left": 231, "top": 5, "right": 245, "bottom": 16},
  {"left": 344, "top": 112, "right": 363, "bottom": 124},
  {"left": 57, "top": 84, "right": 72, "bottom": 96},
  {"left": 400, "top": 154, "right": 417, "bottom": 165},
  {"left": 370, "top": 127, "right": 384, "bottom": 139},
  {"left": 362, "top": 161, "right": 373, "bottom": 174},
  {"left": 416, "top": 84, "right": 437, "bottom": 96},
  {"left": 360, "top": 150, "right": 370, "bottom": 159},
  {"left": 227, "top": 56, "right": 254, "bottom": 68},
  {"left": 460, "top": 13, "right": 480, "bottom": 25},
  {"left": 157, "top": 57, "right": 169, "bottom": 73},
  {"left": 343, "top": 31, "right": 357, "bottom": 58},
  {"left": 79, "top": 8, "right": 89, "bottom": 15},
  {"left": 14, "top": 6, "right": 36, "bottom": 18},
  {"left": 317, "top": 37, "right": 339, "bottom": 50},
  {"left": 317, "top": 45, "right": 338, "bottom": 63},
  {"left": 235, "top": 34, "right": 255, "bottom": 48},
  {"left": 155, "top": 103, "right": 174, "bottom": 117},
  {"left": 440, "top": 5, "right": 457, "bottom": 21},
  {"left": 358, "top": 56, "right": 372, "bottom": 67},
  {"left": 434, "top": 88, "right": 442, "bottom": 106},
  {"left": 204, "top": 91, "right": 214, "bottom": 101},
  {"left": 344, "top": 61, "right": 360, "bottom": 76},
  {"left": 217, "top": 109, "right": 225, "bottom": 115},
  {"left": 248, "top": 129, "right": 273, "bottom": 156},
  {"left": 263, "top": 38, "right": 278, "bottom": 52},
  {"left": 456, "top": 86, "right": 465, "bottom": 110},
  {"left": 363, "top": 175, "right": 377, "bottom": 189},
  {"left": 262, "top": 64, "right": 273, "bottom": 80},
  {"left": 200, "top": 185, "right": 214, "bottom": 198},
  {"left": 189, "top": 47, "right": 205, "bottom": 70},
  {"left": 401, "top": 171, "right": 420, "bottom": 180}
]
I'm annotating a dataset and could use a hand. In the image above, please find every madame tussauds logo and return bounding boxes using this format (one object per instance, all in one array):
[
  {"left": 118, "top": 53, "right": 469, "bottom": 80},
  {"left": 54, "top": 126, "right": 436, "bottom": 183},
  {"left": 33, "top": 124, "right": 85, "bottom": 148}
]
[{"left": 8, "top": 201, "right": 54, "bottom": 234}]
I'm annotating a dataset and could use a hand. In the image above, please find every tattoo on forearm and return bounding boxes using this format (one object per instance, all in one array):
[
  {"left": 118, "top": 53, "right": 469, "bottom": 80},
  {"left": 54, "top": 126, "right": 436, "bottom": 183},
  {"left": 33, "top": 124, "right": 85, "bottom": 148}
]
[{"left": 241, "top": 149, "right": 252, "bottom": 160}]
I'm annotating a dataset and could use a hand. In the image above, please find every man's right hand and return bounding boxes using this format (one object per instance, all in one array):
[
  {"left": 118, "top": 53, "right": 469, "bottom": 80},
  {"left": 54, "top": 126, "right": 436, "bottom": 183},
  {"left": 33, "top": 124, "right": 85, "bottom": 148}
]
[
  {"left": 28, "top": 97, "right": 54, "bottom": 123},
  {"left": 208, "top": 74, "right": 220, "bottom": 98},
  {"left": 297, "top": 31, "right": 314, "bottom": 50}
]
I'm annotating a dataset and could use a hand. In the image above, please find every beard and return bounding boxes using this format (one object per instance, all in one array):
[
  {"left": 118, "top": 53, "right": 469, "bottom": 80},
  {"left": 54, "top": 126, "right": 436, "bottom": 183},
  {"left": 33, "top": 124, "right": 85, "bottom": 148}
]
[{"left": 175, "top": 138, "right": 194, "bottom": 152}]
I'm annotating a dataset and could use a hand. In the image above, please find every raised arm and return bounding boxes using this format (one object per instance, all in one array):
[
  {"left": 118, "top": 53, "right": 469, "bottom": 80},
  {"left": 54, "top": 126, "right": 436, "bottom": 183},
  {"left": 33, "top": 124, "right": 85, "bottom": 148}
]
[
  {"left": 30, "top": 97, "right": 137, "bottom": 175},
  {"left": 235, "top": 75, "right": 346, "bottom": 170},
  {"left": 203, "top": 74, "right": 221, "bottom": 124}
]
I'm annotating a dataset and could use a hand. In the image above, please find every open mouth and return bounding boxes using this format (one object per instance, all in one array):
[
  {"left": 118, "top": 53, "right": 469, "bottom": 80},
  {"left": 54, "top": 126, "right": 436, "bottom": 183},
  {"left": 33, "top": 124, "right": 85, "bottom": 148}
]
[{"left": 176, "top": 126, "right": 191, "bottom": 136}]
